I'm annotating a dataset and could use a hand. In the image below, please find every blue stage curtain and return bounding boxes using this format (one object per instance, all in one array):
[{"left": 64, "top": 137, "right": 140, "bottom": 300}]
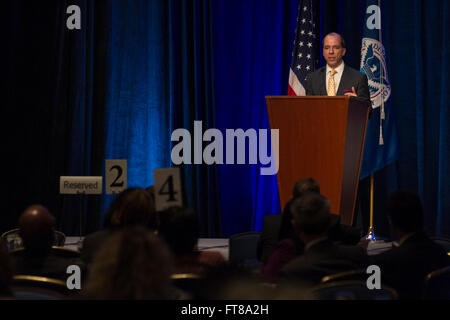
[
  {"left": 382, "top": 0, "right": 450, "bottom": 236},
  {"left": 167, "top": 0, "right": 222, "bottom": 236},
  {"left": 1, "top": 0, "right": 108, "bottom": 235},
  {"left": 209, "top": 0, "right": 298, "bottom": 236},
  {"left": 101, "top": 0, "right": 221, "bottom": 236},
  {"left": 101, "top": 0, "right": 297, "bottom": 237},
  {"left": 101, "top": 0, "right": 173, "bottom": 219}
]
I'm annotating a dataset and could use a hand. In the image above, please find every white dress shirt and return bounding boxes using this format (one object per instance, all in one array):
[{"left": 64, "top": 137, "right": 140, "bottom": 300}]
[{"left": 326, "top": 62, "right": 345, "bottom": 94}]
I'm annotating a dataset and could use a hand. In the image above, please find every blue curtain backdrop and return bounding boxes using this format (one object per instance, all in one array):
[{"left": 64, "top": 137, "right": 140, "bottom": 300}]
[
  {"left": 100, "top": 0, "right": 298, "bottom": 236},
  {"left": 382, "top": 0, "right": 450, "bottom": 236},
  {"left": 102, "top": 0, "right": 173, "bottom": 215},
  {"left": 211, "top": 0, "right": 298, "bottom": 235},
  {"left": 2, "top": 0, "right": 449, "bottom": 239}
]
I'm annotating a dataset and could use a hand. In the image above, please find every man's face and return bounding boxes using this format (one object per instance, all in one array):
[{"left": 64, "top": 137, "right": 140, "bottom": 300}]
[{"left": 323, "top": 35, "right": 346, "bottom": 68}]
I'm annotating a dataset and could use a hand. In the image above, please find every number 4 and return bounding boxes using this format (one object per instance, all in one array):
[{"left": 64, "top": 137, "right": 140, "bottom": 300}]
[{"left": 159, "top": 175, "right": 178, "bottom": 201}]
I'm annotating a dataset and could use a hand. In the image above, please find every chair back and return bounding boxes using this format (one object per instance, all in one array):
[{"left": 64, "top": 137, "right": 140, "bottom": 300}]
[
  {"left": 53, "top": 231, "right": 66, "bottom": 246},
  {"left": 431, "top": 237, "right": 450, "bottom": 253},
  {"left": 50, "top": 246, "right": 80, "bottom": 258},
  {"left": 310, "top": 280, "right": 398, "bottom": 300},
  {"left": 229, "top": 232, "right": 261, "bottom": 268},
  {"left": 321, "top": 269, "right": 367, "bottom": 284},
  {"left": 423, "top": 266, "right": 450, "bottom": 300},
  {"left": 1, "top": 229, "right": 66, "bottom": 251},
  {"left": 171, "top": 273, "right": 203, "bottom": 299},
  {"left": 12, "top": 275, "right": 69, "bottom": 300},
  {"left": 1, "top": 229, "right": 23, "bottom": 250},
  {"left": 9, "top": 246, "right": 80, "bottom": 258}
]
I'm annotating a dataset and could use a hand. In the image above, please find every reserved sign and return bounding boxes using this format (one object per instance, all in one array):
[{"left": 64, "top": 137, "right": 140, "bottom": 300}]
[{"left": 59, "top": 176, "right": 103, "bottom": 195}]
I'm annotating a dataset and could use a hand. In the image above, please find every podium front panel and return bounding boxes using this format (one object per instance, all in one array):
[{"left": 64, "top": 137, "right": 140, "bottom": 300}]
[{"left": 266, "top": 96, "right": 369, "bottom": 225}]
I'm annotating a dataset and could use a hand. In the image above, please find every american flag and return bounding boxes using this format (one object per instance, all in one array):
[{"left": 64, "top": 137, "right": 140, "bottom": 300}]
[{"left": 288, "top": 0, "right": 317, "bottom": 96}]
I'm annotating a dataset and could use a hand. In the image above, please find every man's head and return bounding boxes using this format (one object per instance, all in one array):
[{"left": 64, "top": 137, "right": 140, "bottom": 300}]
[
  {"left": 292, "top": 178, "right": 320, "bottom": 199},
  {"left": 19, "top": 205, "right": 55, "bottom": 253},
  {"left": 387, "top": 190, "right": 424, "bottom": 235},
  {"left": 278, "top": 178, "right": 322, "bottom": 241},
  {"left": 322, "top": 32, "right": 346, "bottom": 69},
  {"left": 290, "top": 193, "right": 331, "bottom": 239}
]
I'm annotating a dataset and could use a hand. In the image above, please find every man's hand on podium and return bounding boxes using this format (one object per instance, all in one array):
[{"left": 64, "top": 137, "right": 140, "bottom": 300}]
[{"left": 344, "top": 86, "right": 358, "bottom": 97}]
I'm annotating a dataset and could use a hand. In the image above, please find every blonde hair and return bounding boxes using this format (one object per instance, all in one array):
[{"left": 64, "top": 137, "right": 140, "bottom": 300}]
[{"left": 85, "top": 226, "right": 174, "bottom": 299}]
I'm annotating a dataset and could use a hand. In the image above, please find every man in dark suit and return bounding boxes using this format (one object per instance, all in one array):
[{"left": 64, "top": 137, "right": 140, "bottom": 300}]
[
  {"left": 370, "top": 190, "right": 449, "bottom": 300},
  {"left": 12, "top": 205, "right": 85, "bottom": 281},
  {"left": 257, "top": 178, "right": 361, "bottom": 265},
  {"left": 306, "top": 32, "right": 371, "bottom": 231},
  {"left": 279, "top": 193, "right": 368, "bottom": 287},
  {"left": 306, "top": 32, "right": 370, "bottom": 102}
]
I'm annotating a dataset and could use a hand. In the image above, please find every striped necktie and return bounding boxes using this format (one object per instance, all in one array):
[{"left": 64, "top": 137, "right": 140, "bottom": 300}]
[{"left": 327, "top": 69, "right": 337, "bottom": 96}]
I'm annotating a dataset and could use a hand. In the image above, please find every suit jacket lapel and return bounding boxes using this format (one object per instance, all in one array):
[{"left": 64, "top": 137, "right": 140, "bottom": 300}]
[
  {"left": 336, "top": 65, "right": 349, "bottom": 95},
  {"left": 319, "top": 67, "right": 327, "bottom": 95}
]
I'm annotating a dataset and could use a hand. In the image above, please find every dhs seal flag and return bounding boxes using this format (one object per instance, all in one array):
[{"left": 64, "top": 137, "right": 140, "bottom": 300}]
[
  {"left": 359, "top": 0, "right": 399, "bottom": 179},
  {"left": 361, "top": 38, "right": 391, "bottom": 110}
]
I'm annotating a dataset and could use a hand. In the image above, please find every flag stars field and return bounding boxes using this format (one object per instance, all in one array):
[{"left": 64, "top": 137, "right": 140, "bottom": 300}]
[{"left": 288, "top": 1, "right": 315, "bottom": 97}]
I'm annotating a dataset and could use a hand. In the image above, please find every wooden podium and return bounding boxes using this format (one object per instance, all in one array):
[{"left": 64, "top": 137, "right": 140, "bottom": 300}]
[{"left": 266, "top": 96, "right": 370, "bottom": 225}]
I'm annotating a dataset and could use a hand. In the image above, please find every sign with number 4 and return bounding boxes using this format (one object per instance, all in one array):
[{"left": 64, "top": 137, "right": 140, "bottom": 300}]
[{"left": 153, "top": 167, "right": 183, "bottom": 211}]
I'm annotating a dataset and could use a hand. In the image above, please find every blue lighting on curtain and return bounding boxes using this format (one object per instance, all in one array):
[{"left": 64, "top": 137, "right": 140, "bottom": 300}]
[
  {"left": 99, "top": 0, "right": 300, "bottom": 235},
  {"left": 102, "top": 0, "right": 173, "bottom": 216}
]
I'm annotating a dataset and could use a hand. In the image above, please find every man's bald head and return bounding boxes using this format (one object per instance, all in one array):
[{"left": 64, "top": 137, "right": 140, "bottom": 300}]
[{"left": 19, "top": 205, "right": 55, "bottom": 252}]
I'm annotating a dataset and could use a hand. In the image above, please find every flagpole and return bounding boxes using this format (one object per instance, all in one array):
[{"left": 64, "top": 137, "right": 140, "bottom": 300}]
[
  {"left": 365, "top": 173, "right": 378, "bottom": 241},
  {"left": 364, "top": 0, "right": 383, "bottom": 241}
]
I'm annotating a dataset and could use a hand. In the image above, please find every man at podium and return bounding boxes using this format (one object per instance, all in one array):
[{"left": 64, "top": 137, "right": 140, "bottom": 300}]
[
  {"left": 305, "top": 32, "right": 371, "bottom": 228},
  {"left": 305, "top": 32, "right": 370, "bottom": 102}
]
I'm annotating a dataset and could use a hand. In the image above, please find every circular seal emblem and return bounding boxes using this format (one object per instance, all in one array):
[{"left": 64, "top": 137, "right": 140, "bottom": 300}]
[{"left": 360, "top": 38, "right": 391, "bottom": 108}]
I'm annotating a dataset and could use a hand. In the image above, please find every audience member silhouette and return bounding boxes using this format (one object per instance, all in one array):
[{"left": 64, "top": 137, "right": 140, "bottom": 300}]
[
  {"left": 369, "top": 190, "right": 449, "bottom": 300},
  {"left": 12, "top": 205, "right": 84, "bottom": 281},
  {"left": 81, "top": 187, "right": 158, "bottom": 269},
  {"left": 257, "top": 178, "right": 321, "bottom": 264},
  {"left": 261, "top": 178, "right": 362, "bottom": 281},
  {"left": 158, "top": 206, "right": 225, "bottom": 275},
  {"left": 279, "top": 193, "right": 368, "bottom": 287},
  {"left": 84, "top": 226, "right": 177, "bottom": 299},
  {"left": 0, "top": 240, "right": 14, "bottom": 299},
  {"left": 258, "top": 178, "right": 361, "bottom": 266}
]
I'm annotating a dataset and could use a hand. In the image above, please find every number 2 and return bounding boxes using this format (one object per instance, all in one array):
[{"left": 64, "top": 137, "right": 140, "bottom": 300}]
[{"left": 109, "top": 165, "right": 124, "bottom": 187}]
